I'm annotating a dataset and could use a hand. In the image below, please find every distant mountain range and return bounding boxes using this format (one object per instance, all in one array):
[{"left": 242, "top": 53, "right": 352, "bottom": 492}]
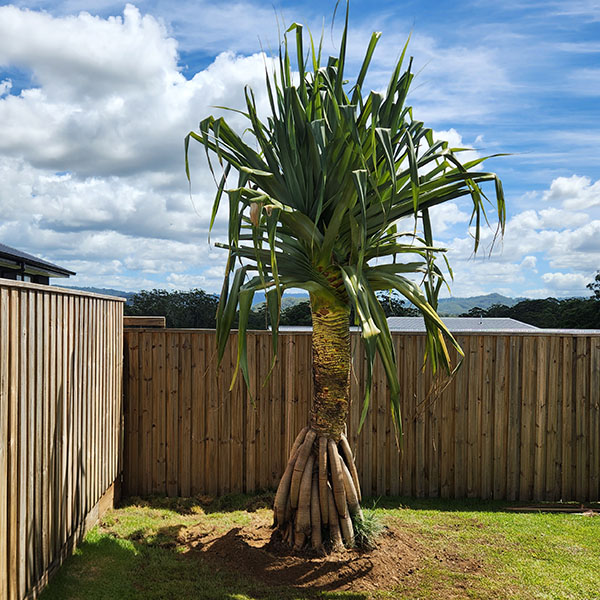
[
  {"left": 253, "top": 291, "right": 526, "bottom": 316},
  {"left": 437, "top": 293, "right": 526, "bottom": 316},
  {"left": 251, "top": 292, "right": 309, "bottom": 310},
  {"left": 57, "top": 286, "right": 526, "bottom": 316},
  {"left": 58, "top": 285, "right": 135, "bottom": 303}
]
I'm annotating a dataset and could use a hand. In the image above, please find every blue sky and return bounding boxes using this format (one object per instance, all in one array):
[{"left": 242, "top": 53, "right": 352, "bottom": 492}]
[{"left": 0, "top": 0, "right": 599, "bottom": 298}]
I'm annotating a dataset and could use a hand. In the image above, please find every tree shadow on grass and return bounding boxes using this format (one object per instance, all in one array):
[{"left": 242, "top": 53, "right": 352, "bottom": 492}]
[
  {"left": 127, "top": 523, "right": 186, "bottom": 549},
  {"left": 42, "top": 525, "right": 370, "bottom": 600},
  {"left": 196, "top": 526, "right": 376, "bottom": 594}
]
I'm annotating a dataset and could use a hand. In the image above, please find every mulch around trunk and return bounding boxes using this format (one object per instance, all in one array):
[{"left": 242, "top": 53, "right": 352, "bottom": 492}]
[{"left": 177, "top": 514, "right": 482, "bottom": 592}]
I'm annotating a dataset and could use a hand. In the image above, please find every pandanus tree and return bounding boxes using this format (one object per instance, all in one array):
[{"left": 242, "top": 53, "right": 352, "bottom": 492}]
[{"left": 185, "top": 10, "right": 505, "bottom": 551}]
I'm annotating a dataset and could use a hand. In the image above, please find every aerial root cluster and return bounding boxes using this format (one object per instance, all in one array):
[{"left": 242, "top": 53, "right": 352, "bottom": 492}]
[{"left": 273, "top": 426, "right": 363, "bottom": 552}]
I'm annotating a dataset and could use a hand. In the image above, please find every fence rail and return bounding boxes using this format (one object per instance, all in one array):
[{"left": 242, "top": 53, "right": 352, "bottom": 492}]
[
  {"left": 0, "top": 280, "right": 124, "bottom": 600},
  {"left": 122, "top": 329, "right": 600, "bottom": 502}
]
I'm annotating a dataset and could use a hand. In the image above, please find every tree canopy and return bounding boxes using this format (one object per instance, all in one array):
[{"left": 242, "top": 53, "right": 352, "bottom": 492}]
[
  {"left": 587, "top": 271, "right": 600, "bottom": 301},
  {"left": 185, "top": 10, "right": 506, "bottom": 437}
]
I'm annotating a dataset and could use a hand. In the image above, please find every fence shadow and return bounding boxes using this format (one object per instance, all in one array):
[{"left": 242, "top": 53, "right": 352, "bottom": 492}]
[
  {"left": 119, "top": 491, "right": 276, "bottom": 515},
  {"left": 364, "top": 495, "right": 600, "bottom": 514}
]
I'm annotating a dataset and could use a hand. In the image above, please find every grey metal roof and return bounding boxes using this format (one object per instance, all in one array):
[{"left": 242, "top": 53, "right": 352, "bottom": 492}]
[
  {"left": 269, "top": 321, "right": 600, "bottom": 335},
  {"left": 0, "top": 243, "right": 75, "bottom": 277},
  {"left": 271, "top": 326, "right": 362, "bottom": 332},
  {"left": 387, "top": 316, "right": 539, "bottom": 332}
]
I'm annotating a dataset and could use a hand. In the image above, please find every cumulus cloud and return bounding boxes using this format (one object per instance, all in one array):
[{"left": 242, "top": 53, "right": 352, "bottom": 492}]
[
  {"left": 0, "top": 157, "right": 216, "bottom": 241},
  {"left": 434, "top": 128, "right": 482, "bottom": 159},
  {"left": 437, "top": 257, "right": 529, "bottom": 299},
  {"left": 0, "top": 5, "right": 281, "bottom": 291},
  {"left": 0, "top": 5, "right": 178, "bottom": 96},
  {"left": 542, "top": 175, "right": 600, "bottom": 210},
  {"left": 0, "top": 3, "right": 596, "bottom": 300},
  {"left": 537, "top": 208, "right": 590, "bottom": 229},
  {"left": 541, "top": 271, "right": 591, "bottom": 292},
  {"left": 161, "top": 2, "right": 514, "bottom": 127},
  {"left": 166, "top": 272, "right": 217, "bottom": 290},
  {"left": 0, "top": 4, "right": 276, "bottom": 180},
  {"left": 521, "top": 255, "right": 537, "bottom": 271},
  {"left": 427, "top": 202, "right": 470, "bottom": 235},
  {"left": 437, "top": 172, "right": 600, "bottom": 298}
]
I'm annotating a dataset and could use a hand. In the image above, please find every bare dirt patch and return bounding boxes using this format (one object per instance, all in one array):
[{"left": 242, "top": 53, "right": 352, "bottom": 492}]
[{"left": 176, "top": 513, "right": 482, "bottom": 593}]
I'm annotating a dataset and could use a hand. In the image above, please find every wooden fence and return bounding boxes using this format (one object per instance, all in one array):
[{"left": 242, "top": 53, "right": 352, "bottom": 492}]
[
  {"left": 123, "top": 329, "right": 600, "bottom": 502},
  {"left": 0, "top": 280, "right": 124, "bottom": 600}
]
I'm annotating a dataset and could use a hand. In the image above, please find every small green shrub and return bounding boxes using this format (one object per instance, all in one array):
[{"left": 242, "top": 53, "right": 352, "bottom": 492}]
[{"left": 352, "top": 507, "right": 384, "bottom": 551}]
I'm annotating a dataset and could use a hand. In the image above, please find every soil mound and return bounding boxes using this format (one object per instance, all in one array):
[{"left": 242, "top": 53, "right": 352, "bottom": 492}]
[{"left": 177, "top": 514, "right": 481, "bottom": 593}]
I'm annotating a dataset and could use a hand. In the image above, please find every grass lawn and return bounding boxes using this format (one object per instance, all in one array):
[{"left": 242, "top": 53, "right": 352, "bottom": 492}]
[{"left": 40, "top": 493, "right": 600, "bottom": 600}]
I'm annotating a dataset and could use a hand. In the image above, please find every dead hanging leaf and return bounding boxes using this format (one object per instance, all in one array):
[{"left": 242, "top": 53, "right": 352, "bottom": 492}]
[{"left": 250, "top": 202, "right": 260, "bottom": 226}]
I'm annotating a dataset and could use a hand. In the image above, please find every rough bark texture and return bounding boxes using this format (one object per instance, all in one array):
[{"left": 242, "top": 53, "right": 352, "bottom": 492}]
[
  {"left": 273, "top": 292, "right": 362, "bottom": 551},
  {"left": 309, "top": 294, "right": 351, "bottom": 439}
]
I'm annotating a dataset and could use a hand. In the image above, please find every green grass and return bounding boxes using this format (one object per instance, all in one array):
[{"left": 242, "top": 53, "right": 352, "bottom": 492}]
[{"left": 40, "top": 494, "right": 600, "bottom": 600}]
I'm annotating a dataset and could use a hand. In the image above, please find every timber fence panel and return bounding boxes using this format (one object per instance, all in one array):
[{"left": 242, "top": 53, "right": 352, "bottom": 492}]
[
  {"left": 590, "top": 336, "right": 600, "bottom": 501},
  {"left": 0, "top": 280, "right": 123, "bottom": 600},
  {"left": 122, "top": 329, "right": 600, "bottom": 505}
]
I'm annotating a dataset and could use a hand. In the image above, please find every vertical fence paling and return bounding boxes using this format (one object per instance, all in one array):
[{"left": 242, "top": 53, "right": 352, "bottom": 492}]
[
  {"left": 122, "top": 329, "right": 600, "bottom": 503},
  {"left": 0, "top": 281, "right": 123, "bottom": 600}
]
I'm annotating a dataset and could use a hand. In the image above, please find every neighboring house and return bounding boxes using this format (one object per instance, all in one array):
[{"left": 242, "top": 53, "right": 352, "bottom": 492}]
[
  {"left": 387, "top": 316, "right": 539, "bottom": 332},
  {"left": 0, "top": 243, "right": 75, "bottom": 285}
]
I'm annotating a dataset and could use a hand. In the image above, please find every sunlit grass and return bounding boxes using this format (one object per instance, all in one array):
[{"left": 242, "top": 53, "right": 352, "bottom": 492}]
[{"left": 41, "top": 494, "right": 600, "bottom": 600}]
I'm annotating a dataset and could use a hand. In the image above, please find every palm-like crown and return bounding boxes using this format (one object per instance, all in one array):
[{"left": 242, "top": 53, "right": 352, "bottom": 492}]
[{"left": 185, "top": 12, "right": 505, "bottom": 438}]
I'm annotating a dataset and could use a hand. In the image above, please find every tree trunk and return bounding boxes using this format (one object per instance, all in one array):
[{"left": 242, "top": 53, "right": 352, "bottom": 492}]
[{"left": 273, "top": 292, "right": 363, "bottom": 551}]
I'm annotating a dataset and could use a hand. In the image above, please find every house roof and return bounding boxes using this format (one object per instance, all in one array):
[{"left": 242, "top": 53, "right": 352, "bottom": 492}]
[
  {"left": 387, "top": 316, "right": 539, "bottom": 332},
  {"left": 0, "top": 243, "right": 75, "bottom": 278},
  {"left": 271, "top": 326, "right": 362, "bottom": 332}
]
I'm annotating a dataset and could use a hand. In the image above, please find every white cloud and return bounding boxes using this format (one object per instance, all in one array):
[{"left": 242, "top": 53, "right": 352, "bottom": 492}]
[
  {"left": 542, "top": 174, "right": 600, "bottom": 210},
  {"left": 0, "top": 2, "right": 595, "bottom": 301},
  {"left": 160, "top": 2, "right": 513, "bottom": 129},
  {"left": 438, "top": 257, "right": 529, "bottom": 298},
  {"left": 541, "top": 271, "right": 590, "bottom": 289},
  {"left": 0, "top": 5, "right": 274, "bottom": 178},
  {"left": 520, "top": 288, "right": 551, "bottom": 298},
  {"left": 166, "top": 272, "right": 211, "bottom": 290},
  {"left": 521, "top": 255, "right": 537, "bottom": 271},
  {"left": 436, "top": 172, "right": 600, "bottom": 297},
  {"left": 0, "top": 5, "right": 281, "bottom": 290},
  {"left": 537, "top": 208, "right": 590, "bottom": 229},
  {"left": 166, "top": 1, "right": 289, "bottom": 56},
  {"left": 0, "top": 4, "right": 178, "bottom": 98},
  {"left": 433, "top": 128, "right": 482, "bottom": 161},
  {"left": 427, "top": 202, "right": 470, "bottom": 235}
]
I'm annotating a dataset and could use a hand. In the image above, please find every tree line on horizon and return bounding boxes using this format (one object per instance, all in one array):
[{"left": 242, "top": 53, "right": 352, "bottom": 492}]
[
  {"left": 460, "top": 271, "right": 600, "bottom": 329},
  {"left": 124, "top": 289, "right": 417, "bottom": 328},
  {"left": 124, "top": 271, "right": 600, "bottom": 330}
]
